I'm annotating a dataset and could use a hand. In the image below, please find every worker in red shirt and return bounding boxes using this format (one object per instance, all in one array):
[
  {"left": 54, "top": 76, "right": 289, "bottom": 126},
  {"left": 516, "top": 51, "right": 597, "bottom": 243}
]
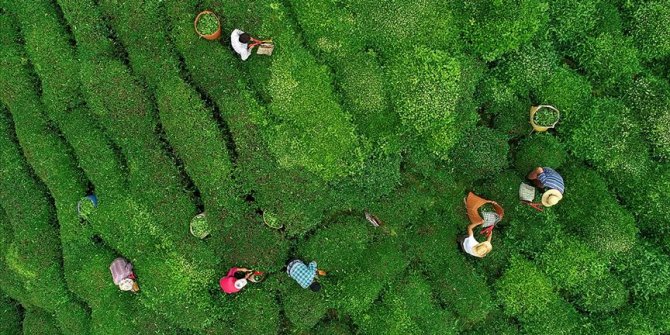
[{"left": 220, "top": 267, "right": 253, "bottom": 294}]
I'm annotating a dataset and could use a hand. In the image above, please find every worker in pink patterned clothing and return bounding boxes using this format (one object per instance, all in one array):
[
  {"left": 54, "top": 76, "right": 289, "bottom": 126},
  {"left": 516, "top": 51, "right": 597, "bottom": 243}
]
[{"left": 109, "top": 257, "right": 139, "bottom": 293}]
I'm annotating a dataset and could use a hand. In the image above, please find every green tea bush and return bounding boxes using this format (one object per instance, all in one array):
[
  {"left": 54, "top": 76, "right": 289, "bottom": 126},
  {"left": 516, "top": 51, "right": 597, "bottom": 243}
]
[
  {"left": 513, "top": 133, "right": 567, "bottom": 175},
  {"left": 536, "top": 66, "right": 593, "bottom": 131},
  {"left": 549, "top": 0, "right": 600, "bottom": 47},
  {"left": 631, "top": 0, "right": 670, "bottom": 60},
  {"left": 448, "top": 126, "right": 510, "bottom": 183},
  {"left": 557, "top": 166, "right": 639, "bottom": 258},
  {"left": 297, "top": 216, "right": 370, "bottom": 272},
  {"left": 455, "top": 0, "right": 550, "bottom": 61},
  {"left": 10, "top": 0, "right": 127, "bottom": 193},
  {"left": 493, "top": 39, "right": 559, "bottom": 96},
  {"left": 0, "top": 294, "right": 21, "bottom": 335},
  {"left": 613, "top": 241, "right": 670, "bottom": 301},
  {"left": 333, "top": 239, "right": 408, "bottom": 317},
  {"left": 22, "top": 308, "right": 63, "bottom": 335},
  {"left": 354, "top": 273, "right": 458, "bottom": 335},
  {"left": 334, "top": 52, "right": 398, "bottom": 141},
  {"left": 618, "top": 164, "right": 670, "bottom": 235},
  {"left": 623, "top": 75, "right": 670, "bottom": 161},
  {"left": 567, "top": 98, "right": 650, "bottom": 182},
  {"left": 227, "top": 287, "right": 280, "bottom": 334},
  {"left": 278, "top": 275, "right": 329, "bottom": 331},
  {"left": 537, "top": 238, "right": 628, "bottom": 313},
  {"left": 409, "top": 212, "right": 494, "bottom": 325},
  {"left": 574, "top": 33, "right": 641, "bottom": 92},
  {"left": 386, "top": 47, "right": 478, "bottom": 159},
  {"left": 348, "top": 0, "right": 460, "bottom": 57},
  {"left": 496, "top": 257, "right": 581, "bottom": 334}
]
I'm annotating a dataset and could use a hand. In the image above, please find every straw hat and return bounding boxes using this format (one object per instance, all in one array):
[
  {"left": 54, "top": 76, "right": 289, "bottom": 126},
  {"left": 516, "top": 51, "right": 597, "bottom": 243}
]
[
  {"left": 473, "top": 241, "right": 492, "bottom": 258},
  {"left": 542, "top": 189, "right": 563, "bottom": 207},
  {"left": 119, "top": 278, "right": 134, "bottom": 291}
]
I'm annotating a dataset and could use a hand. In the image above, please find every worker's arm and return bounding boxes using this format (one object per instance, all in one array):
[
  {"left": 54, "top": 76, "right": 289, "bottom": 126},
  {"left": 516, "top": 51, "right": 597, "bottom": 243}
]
[
  {"left": 466, "top": 222, "right": 480, "bottom": 236},
  {"left": 527, "top": 167, "right": 544, "bottom": 180}
]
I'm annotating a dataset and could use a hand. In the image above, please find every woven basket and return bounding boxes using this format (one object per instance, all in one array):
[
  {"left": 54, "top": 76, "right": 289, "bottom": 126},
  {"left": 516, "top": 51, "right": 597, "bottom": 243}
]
[
  {"left": 189, "top": 213, "right": 210, "bottom": 239},
  {"left": 530, "top": 105, "right": 560, "bottom": 132}
]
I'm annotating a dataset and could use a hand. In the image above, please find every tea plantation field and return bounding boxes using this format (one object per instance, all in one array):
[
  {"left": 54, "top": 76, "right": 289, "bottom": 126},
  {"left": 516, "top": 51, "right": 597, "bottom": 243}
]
[{"left": 1, "top": 0, "right": 670, "bottom": 334}]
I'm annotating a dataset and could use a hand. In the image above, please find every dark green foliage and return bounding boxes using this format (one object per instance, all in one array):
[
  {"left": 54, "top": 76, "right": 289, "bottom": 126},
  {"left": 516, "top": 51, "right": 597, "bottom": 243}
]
[
  {"left": 496, "top": 257, "right": 581, "bottom": 334},
  {"left": 455, "top": 0, "right": 550, "bottom": 61},
  {"left": 623, "top": 75, "right": 670, "bottom": 161},
  {"left": 537, "top": 237, "right": 628, "bottom": 313},
  {"left": 1, "top": 0, "right": 669, "bottom": 333},
  {"left": 449, "top": 127, "right": 510, "bottom": 183},
  {"left": 514, "top": 133, "right": 567, "bottom": 175},
  {"left": 567, "top": 98, "right": 650, "bottom": 182},
  {"left": 0, "top": 295, "right": 21, "bottom": 335},
  {"left": 613, "top": 241, "right": 670, "bottom": 301},
  {"left": 557, "top": 166, "right": 639, "bottom": 258},
  {"left": 536, "top": 66, "right": 593, "bottom": 131},
  {"left": 355, "top": 274, "right": 458, "bottom": 335},
  {"left": 22, "top": 309, "right": 63, "bottom": 335}
]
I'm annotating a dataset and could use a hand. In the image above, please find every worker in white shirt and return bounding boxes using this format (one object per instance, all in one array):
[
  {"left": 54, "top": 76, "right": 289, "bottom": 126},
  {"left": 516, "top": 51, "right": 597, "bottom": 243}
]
[
  {"left": 460, "top": 222, "right": 493, "bottom": 258},
  {"left": 231, "top": 29, "right": 252, "bottom": 61}
]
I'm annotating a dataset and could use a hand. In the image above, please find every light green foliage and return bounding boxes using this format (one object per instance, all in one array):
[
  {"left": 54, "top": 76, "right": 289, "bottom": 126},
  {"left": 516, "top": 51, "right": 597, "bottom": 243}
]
[
  {"left": 387, "top": 47, "right": 478, "bottom": 159},
  {"left": 1, "top": 0, "right": 669, "bottom": 333},
  {"left": 632, "top": 0, "right": 670, "bottom": 60},
  {"left": 456, "top": 0, "right": 550, "bottom": 61},
  {"left": 575, "top": 33, "right": 641, "bottom": 92}
]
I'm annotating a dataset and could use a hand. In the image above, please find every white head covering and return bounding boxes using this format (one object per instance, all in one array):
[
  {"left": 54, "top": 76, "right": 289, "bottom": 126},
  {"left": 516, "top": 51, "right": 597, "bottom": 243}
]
[
  {"left": 119, "top": 278, "right": 134, "bottom": 291},
  {"left": 234, "top": 279, "right": 248, "bottom": 290}
]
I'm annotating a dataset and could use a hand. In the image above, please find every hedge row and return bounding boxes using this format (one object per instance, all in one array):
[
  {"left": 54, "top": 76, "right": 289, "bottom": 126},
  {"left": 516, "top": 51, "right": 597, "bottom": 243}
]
[
  {"left": 165, "top": 0, "right": 336, "bottom": 237},
  {"left": 0, "top": 294, "right": 21, "bottom": 335},
  {"left": 95, "top": 0, "right": 239, "bottom": 235},
  {"left": 9, "top": 0, "right": 127, "bottom": 194},
  {"left": 4, "top": 4, "right": 225, "bottom": 329},
  {"left": 0, "top": 102, "right": 90, "bottom": 334},
  {"left": 217, "top": 0, "right": 365, "bottom": 181},
  {"left": 55, "top": 0, "right": 203, "bottom": 243}
]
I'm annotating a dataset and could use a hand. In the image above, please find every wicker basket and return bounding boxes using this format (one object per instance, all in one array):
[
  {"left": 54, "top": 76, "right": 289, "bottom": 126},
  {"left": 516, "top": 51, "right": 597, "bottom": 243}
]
[
  {"left": 530, "top": 105, "right": 560, "bottom": 132},
  {"left": 190, "top": 213, "right": 210, "bottom": 239}
]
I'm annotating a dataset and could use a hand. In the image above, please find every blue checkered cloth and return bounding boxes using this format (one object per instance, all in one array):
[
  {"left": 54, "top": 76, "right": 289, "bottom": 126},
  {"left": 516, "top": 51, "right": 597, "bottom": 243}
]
[
  {"left": 287, "top": 260, "right": 317, "bottom": 289},
  {"left": 538, "top": 167, "right": 565, "bottom": 194}
]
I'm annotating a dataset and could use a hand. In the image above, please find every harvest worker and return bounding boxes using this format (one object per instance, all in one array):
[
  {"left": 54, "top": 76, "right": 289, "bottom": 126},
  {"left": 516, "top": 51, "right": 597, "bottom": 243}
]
[
  {"left": 230, "top": 29, "right": 252, "bottom": 61},
  {"left": 109, "top": 257, "right": 139, "bottom": 293},
  {"left": 231, "top": 29, "right": 274, "bottom": 60},
  {"left": 220, "top": 267, "right": 253, "bottom": 294},
  {"left": 461, "top": 222, "right": 493, "bottom": 258},
  {"left": 286, "top": 259, "right": 324, "bottom": 292},
  {"left": 527, "top": 167, "right": 564, "bottom": 207}
]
